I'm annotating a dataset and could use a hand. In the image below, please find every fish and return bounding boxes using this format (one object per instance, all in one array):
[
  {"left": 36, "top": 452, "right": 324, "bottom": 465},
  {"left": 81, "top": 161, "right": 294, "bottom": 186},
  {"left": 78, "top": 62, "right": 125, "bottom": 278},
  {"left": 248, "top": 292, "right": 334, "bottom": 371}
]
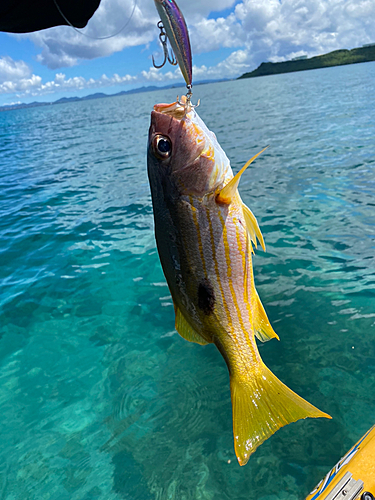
[
  {"left": 153, "top": 0, "right": 192, "bottom": 88},
  {"left": 147, "top": 97, "right": 331, "bottom": 466}
]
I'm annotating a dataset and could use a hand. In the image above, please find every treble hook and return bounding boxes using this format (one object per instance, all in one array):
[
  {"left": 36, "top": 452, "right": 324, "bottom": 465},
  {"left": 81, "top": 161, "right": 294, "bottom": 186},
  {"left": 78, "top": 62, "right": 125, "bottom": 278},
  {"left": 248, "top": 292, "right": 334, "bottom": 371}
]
[{"left": 152, "top": 21, "right": 178, "bottom": 69}]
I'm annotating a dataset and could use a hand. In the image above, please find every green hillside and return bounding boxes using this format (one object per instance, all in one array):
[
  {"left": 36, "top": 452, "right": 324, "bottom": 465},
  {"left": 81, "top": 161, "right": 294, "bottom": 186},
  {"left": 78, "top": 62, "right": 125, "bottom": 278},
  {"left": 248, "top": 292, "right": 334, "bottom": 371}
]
[{"left": 238, "top": 45, "right": 375, "bottom": 79}]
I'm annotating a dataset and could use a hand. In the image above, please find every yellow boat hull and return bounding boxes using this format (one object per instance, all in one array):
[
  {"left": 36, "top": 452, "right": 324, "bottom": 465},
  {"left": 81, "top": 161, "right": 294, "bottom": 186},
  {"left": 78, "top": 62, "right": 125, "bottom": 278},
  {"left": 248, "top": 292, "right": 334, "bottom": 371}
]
[{"left": 306, "top": 425, "right": 375, "bottom": 500}]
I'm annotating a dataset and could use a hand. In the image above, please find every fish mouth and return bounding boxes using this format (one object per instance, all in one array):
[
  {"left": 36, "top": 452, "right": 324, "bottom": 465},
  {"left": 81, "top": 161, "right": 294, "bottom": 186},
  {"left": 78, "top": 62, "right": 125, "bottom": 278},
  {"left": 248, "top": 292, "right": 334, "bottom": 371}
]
[
  {"left": 150, "top": 106, "right": 206, "bottom": 166},
  {"left": 153, "top": 96, "right": 192, "bottom": 120},
  {"left": 152, "top": 98, "right": 212, "bottom": 162}
]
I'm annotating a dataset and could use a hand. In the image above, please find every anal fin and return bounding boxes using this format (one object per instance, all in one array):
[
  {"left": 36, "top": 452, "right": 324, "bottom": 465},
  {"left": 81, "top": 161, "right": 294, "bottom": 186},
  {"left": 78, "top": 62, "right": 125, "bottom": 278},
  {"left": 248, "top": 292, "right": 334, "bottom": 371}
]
[{"left": 175, "top": 306, "right": 210, "bottom": 345}]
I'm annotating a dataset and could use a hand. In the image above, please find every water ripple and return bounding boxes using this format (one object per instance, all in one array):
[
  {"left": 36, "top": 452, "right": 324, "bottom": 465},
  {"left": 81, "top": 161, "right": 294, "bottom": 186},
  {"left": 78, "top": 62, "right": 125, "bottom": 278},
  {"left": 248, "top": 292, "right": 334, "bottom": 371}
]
[{"left": 0, "top": 63, "right": 375, "bottom": 499}]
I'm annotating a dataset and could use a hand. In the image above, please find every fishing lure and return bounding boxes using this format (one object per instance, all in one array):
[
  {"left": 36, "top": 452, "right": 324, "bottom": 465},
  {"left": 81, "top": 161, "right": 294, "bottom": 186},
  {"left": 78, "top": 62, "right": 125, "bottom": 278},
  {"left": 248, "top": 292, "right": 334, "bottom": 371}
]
[{"left": 153, "top": 0, "right": 193, "bottom": 99}]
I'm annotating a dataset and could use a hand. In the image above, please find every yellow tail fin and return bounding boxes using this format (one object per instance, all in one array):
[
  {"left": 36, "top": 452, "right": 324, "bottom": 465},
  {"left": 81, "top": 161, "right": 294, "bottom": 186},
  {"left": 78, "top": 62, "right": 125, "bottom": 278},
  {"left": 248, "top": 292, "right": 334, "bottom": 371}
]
[{"left": 230, "top": 364, "right": 331, "bottom": 466}]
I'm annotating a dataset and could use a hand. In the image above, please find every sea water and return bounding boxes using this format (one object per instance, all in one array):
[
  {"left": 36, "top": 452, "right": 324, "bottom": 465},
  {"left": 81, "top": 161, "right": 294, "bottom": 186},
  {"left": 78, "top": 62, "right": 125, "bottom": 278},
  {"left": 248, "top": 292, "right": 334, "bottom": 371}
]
[{"left": 0, "top": 62, "right": 374, "bottom": 500}]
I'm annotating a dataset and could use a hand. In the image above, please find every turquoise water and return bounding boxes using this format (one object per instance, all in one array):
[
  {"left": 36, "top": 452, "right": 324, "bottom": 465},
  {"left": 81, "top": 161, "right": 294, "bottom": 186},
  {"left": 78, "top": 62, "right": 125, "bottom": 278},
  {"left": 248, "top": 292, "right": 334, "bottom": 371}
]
[{"left": 0, "top": 62, "right": 374, "bottom": 499}]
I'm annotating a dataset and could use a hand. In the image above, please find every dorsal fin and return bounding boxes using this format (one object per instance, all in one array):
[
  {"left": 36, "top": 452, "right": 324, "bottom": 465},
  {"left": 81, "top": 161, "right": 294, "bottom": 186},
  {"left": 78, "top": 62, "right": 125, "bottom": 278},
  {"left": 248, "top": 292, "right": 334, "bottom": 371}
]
[
  {"left": 253, "top": 290, "right": 279, "bottom": 342},
  {"left": 175, "top": 305, "right": 210, "bottom": 345},
  {"left": 216, "top": 146, "right": 269, "bottom": 204},
  {"left": 242, "top": 203, "right": 266, "bottom": 252}
]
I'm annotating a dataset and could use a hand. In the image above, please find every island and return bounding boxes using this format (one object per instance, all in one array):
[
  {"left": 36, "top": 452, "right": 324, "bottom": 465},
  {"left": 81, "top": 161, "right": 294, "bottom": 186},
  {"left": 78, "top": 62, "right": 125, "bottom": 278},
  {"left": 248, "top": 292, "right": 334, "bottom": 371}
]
[{"left": 238, "top": 44, "right": 375, "bottom": 79}]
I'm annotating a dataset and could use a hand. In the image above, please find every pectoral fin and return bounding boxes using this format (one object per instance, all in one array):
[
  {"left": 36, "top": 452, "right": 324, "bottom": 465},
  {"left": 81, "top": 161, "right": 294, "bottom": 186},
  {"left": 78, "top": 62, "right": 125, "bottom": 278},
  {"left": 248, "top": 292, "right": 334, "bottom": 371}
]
[
  {"left": 253, "top": 290, "right": 279, "bottom": 342},
  {"left": 175, "top": 305, "right": 210, "bottom": 345},
  {"left": 216, "top": 146, "right": 269, "bottom": 204}
]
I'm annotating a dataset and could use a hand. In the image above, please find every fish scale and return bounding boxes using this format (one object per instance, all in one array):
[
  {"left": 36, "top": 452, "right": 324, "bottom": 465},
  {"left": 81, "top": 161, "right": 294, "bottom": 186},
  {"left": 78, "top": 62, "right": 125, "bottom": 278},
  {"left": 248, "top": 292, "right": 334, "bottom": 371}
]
[{"left": 147, "top": 98, "right": 331, "bottom": 465}]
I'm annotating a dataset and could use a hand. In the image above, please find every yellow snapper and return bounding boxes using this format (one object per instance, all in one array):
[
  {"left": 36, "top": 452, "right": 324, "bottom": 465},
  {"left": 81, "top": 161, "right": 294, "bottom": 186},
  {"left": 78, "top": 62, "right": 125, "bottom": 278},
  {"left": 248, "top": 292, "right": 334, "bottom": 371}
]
[{"left": 147, "top": 97, "right": 331, "bottom": 466}]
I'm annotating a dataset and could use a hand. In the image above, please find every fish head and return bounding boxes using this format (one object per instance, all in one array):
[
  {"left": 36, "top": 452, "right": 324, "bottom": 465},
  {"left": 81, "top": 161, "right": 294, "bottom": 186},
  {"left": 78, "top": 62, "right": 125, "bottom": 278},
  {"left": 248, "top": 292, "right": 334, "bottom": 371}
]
[{"left": 147, "top": 98, "right": 232, "bottom": 198}]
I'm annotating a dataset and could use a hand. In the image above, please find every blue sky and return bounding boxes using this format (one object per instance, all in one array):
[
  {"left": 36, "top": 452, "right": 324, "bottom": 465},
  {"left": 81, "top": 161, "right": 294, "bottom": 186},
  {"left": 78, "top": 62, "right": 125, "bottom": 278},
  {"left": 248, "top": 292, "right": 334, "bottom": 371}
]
[{"left": 1, "top": 0, "right": 375, "bottom": 106}]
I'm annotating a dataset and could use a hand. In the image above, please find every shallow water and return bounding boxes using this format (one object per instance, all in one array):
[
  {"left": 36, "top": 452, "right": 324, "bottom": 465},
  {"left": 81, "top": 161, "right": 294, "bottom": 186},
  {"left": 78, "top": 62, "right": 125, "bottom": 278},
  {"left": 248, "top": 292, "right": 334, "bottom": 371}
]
[{"left": 0, "top": 62, "right": 374, "bottom": 500}]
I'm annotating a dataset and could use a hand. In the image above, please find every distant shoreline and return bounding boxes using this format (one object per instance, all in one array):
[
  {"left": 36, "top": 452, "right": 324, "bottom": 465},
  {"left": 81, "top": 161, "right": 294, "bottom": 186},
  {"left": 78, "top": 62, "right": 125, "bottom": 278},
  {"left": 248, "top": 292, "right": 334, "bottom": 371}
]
[
  {"left": 238, "top": 45, "right": 375, "bottom": 79},
  {"left": 0, "top": 79, "right": 227, "bottom": 113},
  {"left": 3, "top": 44, "right": 375, "bottom": 112}
]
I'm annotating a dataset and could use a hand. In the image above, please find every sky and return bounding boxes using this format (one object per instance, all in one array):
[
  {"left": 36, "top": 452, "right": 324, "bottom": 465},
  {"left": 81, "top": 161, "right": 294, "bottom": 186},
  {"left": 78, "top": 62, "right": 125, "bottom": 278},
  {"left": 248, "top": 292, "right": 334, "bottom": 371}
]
[{"left": 1, "top": 0, "right": 375, "bottom": 106}]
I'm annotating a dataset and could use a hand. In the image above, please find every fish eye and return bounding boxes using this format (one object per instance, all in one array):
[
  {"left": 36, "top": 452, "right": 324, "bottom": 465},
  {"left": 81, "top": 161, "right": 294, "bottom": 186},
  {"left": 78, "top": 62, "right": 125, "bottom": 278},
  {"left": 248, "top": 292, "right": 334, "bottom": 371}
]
[{"left": 153, "top": 135, "right": 172, "bottom": 159}]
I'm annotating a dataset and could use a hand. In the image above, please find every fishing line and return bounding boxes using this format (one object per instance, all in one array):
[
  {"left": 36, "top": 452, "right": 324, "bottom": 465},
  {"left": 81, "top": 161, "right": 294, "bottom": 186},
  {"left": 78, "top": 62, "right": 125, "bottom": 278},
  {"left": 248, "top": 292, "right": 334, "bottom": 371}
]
[{"left": 52, "top": 0, "right": 138, "bottom": 40}]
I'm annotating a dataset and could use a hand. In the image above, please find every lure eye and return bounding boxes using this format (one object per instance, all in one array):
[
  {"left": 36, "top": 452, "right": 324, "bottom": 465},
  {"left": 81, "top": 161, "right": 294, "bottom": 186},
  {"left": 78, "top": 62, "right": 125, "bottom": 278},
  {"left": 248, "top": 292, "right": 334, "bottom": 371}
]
[{"left": 153, "top": 135, "right": 172, "bottom": 160}]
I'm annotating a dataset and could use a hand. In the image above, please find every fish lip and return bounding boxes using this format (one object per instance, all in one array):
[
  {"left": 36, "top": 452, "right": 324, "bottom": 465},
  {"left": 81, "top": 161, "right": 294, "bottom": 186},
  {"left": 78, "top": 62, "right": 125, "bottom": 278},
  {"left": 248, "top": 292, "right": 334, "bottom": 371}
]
[{"left": 150, "top": 108, "right": 184, "bottom": 125}]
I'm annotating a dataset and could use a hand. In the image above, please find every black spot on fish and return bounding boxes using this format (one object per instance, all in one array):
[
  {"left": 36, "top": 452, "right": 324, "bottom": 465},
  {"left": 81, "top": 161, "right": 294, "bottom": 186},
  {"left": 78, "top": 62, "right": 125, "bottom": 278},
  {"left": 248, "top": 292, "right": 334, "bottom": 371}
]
[{"left": 198, "top": 279, "right": 215, "bottom": 315}]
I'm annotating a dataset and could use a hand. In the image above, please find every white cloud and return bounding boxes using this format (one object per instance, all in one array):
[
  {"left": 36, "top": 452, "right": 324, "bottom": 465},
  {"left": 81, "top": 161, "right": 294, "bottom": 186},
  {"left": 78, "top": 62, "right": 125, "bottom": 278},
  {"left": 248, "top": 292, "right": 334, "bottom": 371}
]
[
  {"left": 190, "top": 0, "right": 375, "bottom": 70},
  {"left": 24, "top": 0, "right": 158, "bottom": 69},
  {"left": 194, "top": 49, "right": 251, "bottom": 80},
  {"left": 233, "top": 0, "right": 375, "bottom": 65},
  {"left": 190, "top": 14, "right": 243, "bottom": 53},
  {"left": 11, "top": 0, "right": 375, "bottom": 73},
  {"left": 0, "top": 52, "right": 245, "bottom": 100},
  {"left": 140, "top": 66, "right": 180, "bottom": 81},
  {"left": 0, "top": 48, "right": 251, "bottom": 100},
  {"left": 0, "top": 66, "right": 140, "bottom": 96},
  {"left": 0, "top": 56, "right": 186, "bottom": 98},
  {"left": 18, "top": 0, "right": 242, "bottom": 70},
  {"left": 0, "top": 57, "right": 43, "bottom": 95},
  {"left": 0, "top": 56, "right": 32, "bottom": 81}
]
